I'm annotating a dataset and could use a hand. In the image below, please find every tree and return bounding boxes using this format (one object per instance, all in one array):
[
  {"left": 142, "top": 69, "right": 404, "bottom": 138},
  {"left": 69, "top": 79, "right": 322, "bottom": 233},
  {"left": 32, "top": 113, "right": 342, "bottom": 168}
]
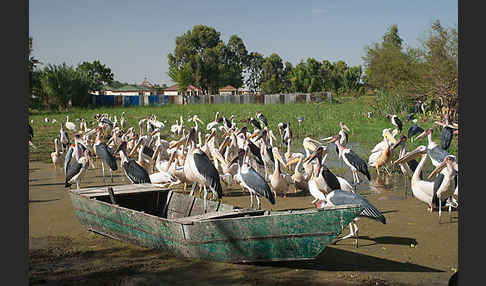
[
  {"left": 77, "top": 60, "right": 114, "bottom": 94},
  {"left": 244, "top": 52, "right": 265, "bottom": 93},
  {"left": 168, "top": 25, "right": 224, "bottom": 94},
  {"left": 40, "top": 63, "right": 90, "bottom": 111},
  {"left": 219, "top": 35, "right": 248, "bottom": 89},
  {"left": 261, "top": 53, "right": 284, "bottom": 94}
]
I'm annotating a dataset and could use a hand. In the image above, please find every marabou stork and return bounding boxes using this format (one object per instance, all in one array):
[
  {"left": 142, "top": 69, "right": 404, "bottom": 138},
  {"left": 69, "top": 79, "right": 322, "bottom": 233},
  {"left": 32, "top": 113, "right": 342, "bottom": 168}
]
[
  {"left": 337, "top": 122, "right": 351, "bottom": 150},
  {"left": 427, "top": 155, "right": 458, "bottom": 221},
  {"left": 391, "top": 135, "right": 422, "bottom": 195},
  {"left": 64, "top": 144, "right": 75, "bottom": 174},
  {"left": 407, "top": 119, "right": 424, "bottom": 142},
  {"left": 324, "top": 135, "right": 371, "bottom": 186},
  {"left": 256, "top": 112, "right": 268, "bottom": 127},
  {"left": 94, "top": 127, "right": 118, "bottom": 182},
  {"left": 303, "top": 145, "right": 353, "bottom": 201},
  {"left": 183, "top": 128, "right": 222, "bottom": 213},
  {"left": 235, "top": 148, "right": 275, "bottom": 209},
  {"left": 115, "top": 141, "right": 151, "bottom": 184},
  {"left": 65, "top": 150, "right": 91, "bottom": 191},
  {"left": 248, "top": 117, "right": 262, "bottom": 132},
  {"left": 434, "top": 121, "right": 456, "bottom": 151},
  {"left": 387, "top": 114, "right": 402, "bottom": 132},
  {"left": 282, "top": 121, "right": 292, "bottom": 146},
  {"left": 50, "top": 138, "right": 64, "bottom": 169},
  {"left": 414, "top": 128, "right": 457, "bottom": 170},
  {"left": 316, "top": 189, "right": 386, "bottom": 248},
  {"left": 28, "top": 124, "right": 37, "bottom": 149},
  {"left": 59, "top": 123, "right": 70, "bottom": 153},
  {"left": 393, "top": 146, "right": 449, "bottom": 214}
]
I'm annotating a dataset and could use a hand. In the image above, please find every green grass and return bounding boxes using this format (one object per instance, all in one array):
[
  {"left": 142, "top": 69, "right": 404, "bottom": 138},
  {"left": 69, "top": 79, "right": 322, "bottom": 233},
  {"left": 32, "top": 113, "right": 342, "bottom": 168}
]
[{"left": 28, "top": 96, "right": 458, "bottom": 165}]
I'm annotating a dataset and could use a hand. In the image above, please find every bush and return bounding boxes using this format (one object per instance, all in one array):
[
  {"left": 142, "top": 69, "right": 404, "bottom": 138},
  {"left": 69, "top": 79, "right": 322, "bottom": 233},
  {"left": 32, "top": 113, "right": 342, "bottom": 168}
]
[{"left": 370, "top": 89, "right": 412, "bottom": 117}]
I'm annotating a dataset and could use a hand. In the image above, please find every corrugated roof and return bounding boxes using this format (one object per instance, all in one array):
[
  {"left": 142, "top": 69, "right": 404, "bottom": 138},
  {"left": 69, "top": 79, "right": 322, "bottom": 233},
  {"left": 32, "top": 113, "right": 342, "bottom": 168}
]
[{"left": 219, "top": 85, "right": 237, "bottom": 91}]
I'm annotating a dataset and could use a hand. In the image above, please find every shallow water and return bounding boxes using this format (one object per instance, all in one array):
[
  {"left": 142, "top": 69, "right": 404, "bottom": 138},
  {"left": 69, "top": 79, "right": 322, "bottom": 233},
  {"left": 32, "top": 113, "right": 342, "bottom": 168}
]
[{"left": 29, "top": 160, "right": 458, "bottom": 286}]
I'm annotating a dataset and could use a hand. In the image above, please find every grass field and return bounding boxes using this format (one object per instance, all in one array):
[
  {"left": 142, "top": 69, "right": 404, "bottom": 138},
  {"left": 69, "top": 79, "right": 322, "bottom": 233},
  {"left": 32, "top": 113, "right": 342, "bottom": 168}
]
[{"left": 28, "top": 96, "right": 458, "bottom": 166}]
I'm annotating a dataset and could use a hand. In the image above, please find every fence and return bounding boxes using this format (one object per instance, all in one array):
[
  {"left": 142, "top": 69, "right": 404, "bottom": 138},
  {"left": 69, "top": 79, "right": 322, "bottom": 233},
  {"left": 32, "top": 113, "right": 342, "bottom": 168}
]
[{"left": 92, "top": 92, "right": 334, "bottom": 107}]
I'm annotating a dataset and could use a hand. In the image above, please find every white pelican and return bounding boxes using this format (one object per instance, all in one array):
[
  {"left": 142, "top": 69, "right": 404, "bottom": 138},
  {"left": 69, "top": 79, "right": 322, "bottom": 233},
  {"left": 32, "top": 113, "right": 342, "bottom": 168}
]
[
  {"left": 65, "top": 115, "right": 77, "bottom": 132},
  {"left": 368, "top": 129, "right": 394, "bottom": 176},
  {"left": 393, "top": 145, "right": 450, "bottom": 215},
  {"left": 284, "top": 153, "right": 309, "bottom": 194},
  {"left": 50, "top": 138, "right": 64, "bottom": 169},
  {"left": 391, "top": 135, "right": 422, "bottom": 195},
  {"left": 270, "top": 147, "right": 293, "bottom": 198}
]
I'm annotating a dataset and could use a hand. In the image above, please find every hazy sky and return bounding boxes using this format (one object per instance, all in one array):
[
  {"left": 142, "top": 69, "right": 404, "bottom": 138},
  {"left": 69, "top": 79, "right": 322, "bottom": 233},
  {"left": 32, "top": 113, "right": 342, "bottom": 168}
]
[{"left": 29, "top": 0, "right": 457, "bottom": 86}]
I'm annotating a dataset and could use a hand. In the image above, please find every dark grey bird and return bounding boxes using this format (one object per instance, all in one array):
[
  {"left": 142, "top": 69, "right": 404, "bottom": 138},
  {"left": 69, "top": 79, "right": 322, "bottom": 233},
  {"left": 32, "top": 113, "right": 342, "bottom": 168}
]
[
  {"left": 65, "top": 150, "right": 91, "bottom": 191},
  {"left": 317, "top": 189, "right": 386, "bottom": 248},
  {"left": 248, "top": 117, "right": 262, "bottom": 131},
  {"left": 235, "top": 148, "right": 275, "bottom": 209},
  {"left": 407, "top": 120, "right": 424, "bottom": 142},
  {"left": 256, "top": 112, "right": 268, "bottom": 127},
  {"left": 115, "top": 141, "right": 151, "bottom": 184},
  {"left": 440, "top": 126, "right": 454, "bottom": 151},
  {"left": 94, "top": 128, "right": 118, "bottom": 182},
  {"left": 406, "top": 113, "right": 414, "bottom": 122},
  {"left": 64, "top": 144, "right": 75, "bottom": 174}
]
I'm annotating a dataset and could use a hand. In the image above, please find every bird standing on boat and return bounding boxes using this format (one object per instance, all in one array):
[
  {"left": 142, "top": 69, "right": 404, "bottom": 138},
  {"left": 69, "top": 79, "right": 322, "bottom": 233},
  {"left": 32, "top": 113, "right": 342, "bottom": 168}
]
[
  {"left": 316, "top": 189, "right": 386, "bottom": 248},
  {"left": 183, "top": 127, "right": 222, "bottom": 213}
]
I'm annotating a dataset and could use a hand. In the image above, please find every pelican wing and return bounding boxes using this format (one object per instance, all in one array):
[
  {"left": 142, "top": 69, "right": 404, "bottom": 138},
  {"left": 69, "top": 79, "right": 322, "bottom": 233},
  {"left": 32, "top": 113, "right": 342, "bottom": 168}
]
[{"left": 193, "top": 152, "right": 222, "bottom": 199}]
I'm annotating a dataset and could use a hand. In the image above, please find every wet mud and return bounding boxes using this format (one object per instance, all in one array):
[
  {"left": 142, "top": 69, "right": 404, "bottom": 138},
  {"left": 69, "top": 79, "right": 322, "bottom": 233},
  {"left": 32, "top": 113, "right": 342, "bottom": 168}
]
[{"left": 29, "top": 161, "right": 458, "bottom": 286}]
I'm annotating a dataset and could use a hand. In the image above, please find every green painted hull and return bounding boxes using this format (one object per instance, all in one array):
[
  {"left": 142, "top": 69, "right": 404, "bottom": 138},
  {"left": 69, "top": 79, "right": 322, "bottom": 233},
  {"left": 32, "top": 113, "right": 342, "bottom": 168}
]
[{"left": 70, "top": 184, "right": 364, "bottom": 263}]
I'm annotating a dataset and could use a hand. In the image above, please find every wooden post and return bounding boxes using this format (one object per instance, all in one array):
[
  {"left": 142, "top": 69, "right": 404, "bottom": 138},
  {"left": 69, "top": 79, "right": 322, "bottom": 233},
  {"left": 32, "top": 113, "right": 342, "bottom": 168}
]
[{"left": 107, "top": 187, "right": 117, "bottom": 205}]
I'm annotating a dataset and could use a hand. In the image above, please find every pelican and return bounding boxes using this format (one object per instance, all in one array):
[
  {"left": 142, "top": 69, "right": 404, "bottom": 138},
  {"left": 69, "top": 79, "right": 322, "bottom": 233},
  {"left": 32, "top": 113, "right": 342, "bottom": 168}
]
[
  {"left": 284, "top": 153, "right": 309, "bottom": 194},
  {"left": 65, "top": 149, "right": 91, "bottom": 191},
  {"left": 65, "top": 115, "right": 77, "bottom": 132},
  {"left": 316, "top": 189, "right": 386, "bottom": 248},
  {"left": 324, "top": 135, "right": 371, "bottom": 186},
  {"left": 115, "top": 141, "right": 151, "bottom": 184},
  {"left": 212, "top": 148, "right": 239, "bottom": 187},
  {"left": 188, "top": 114, "right": 204, "bottom": 134},
  {"left": 386, "top": 114, "right": 402, "bottom": 132},
  {"left": 206, "top": 111, "right": 221, "bottom": 130},
  {"left": 94, "top": 127, "right": 118, "bottom": 182},
  {"left": 50, "top": 138, "right": 64, "bottom": 169},
  {"left": 368, "top": 129, "right": 394, "bottom": 176},
  {"left": 235, "top": 148, "right": 275, "bottom": 209},
  {"left": 270, "top": 147, "right": 293, "bottom": 198},
  {"left": 183, "top": 128, "right": 222, "bottom": 213},
  {"left": 391, "top": 135, "right": 422, "bottom": 195},
  {"left": 120, "top": 111, "right": 126, "bottom": 130},
  {"left": 393, "top": 146, "right": 449, "bottom": 214}
]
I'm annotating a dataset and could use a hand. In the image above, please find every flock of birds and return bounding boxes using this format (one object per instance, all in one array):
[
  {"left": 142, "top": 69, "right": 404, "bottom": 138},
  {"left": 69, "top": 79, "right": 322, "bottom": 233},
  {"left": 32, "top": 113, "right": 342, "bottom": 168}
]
[{"left": 28, "top": 108, "right": 459, "bottom": 247}]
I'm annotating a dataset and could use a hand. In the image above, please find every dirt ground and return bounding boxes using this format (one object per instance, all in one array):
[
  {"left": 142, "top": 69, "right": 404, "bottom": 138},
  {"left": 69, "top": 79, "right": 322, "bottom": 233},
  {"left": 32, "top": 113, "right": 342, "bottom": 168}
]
[{"left": 29, "top": 160, "right": 458, "bottom": 286}]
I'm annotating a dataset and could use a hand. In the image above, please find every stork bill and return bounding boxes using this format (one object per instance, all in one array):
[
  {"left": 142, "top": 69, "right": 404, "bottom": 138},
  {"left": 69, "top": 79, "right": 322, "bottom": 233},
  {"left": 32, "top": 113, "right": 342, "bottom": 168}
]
[{"left": 427, "top": 155, "right": 456, "bottom": 180}]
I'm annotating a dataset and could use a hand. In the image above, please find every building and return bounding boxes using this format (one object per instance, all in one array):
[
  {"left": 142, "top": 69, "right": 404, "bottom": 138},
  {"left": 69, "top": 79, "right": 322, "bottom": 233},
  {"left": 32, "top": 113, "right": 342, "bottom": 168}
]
[
  {"left": 219, "top": 85, "right": 238, "bottom": 95},
  {"left": 163, "top": 84, "right": 203, "bottom": 96}
]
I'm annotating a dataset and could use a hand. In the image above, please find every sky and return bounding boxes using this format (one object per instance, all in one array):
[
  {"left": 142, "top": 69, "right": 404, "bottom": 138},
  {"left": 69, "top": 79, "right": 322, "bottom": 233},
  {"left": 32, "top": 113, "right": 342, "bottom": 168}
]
[{"left": 29, "top": 0, "right": 457, "bottom": 87}]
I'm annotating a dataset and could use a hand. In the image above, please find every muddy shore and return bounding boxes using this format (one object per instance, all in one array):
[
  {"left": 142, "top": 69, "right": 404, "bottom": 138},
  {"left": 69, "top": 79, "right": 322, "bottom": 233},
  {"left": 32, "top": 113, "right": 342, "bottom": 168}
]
[{"left": 29, "top": 161, "right": 457, "bottom": 285}]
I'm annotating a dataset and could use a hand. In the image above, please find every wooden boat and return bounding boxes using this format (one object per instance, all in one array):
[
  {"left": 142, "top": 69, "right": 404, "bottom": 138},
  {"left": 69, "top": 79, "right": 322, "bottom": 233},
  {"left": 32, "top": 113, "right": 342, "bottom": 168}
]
[{"left": 70, "top": 183, "right": 364, "bottom": 263}]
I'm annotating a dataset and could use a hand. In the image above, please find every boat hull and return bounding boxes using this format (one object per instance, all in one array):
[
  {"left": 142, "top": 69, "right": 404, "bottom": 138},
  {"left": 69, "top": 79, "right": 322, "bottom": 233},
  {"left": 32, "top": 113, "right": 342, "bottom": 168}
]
[{"left": 70, "top": 184, "right": 363, "bottom": 263}]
